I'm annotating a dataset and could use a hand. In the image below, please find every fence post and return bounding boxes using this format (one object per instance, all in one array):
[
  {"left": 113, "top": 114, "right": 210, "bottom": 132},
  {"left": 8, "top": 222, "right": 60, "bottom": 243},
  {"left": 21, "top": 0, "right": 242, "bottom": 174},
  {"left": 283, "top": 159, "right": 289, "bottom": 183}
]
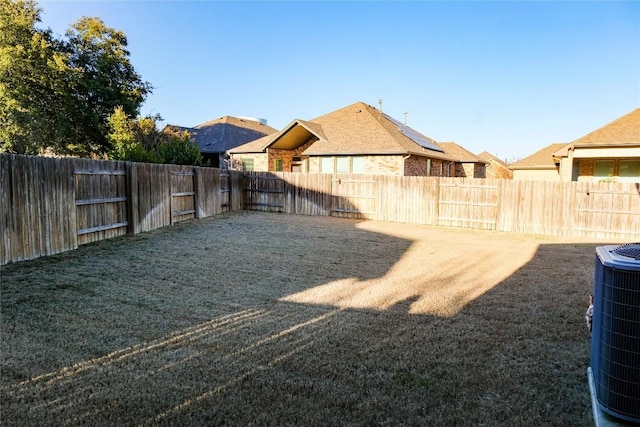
[
  {"left": 193, "top": 166, "right": 202, "bottom": 218},
  {"left": 126, "top": 162, "right": 139, "bottom": 234}
]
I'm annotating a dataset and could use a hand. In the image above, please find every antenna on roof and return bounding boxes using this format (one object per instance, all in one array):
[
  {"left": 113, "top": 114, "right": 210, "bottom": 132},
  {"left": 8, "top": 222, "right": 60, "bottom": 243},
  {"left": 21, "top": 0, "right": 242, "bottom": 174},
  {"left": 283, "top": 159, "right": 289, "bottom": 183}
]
[
  {"left": 404, "top": 112, "right": 407, "bottom": 125},
  {"left": 378, "top": 99, "right": 382, "bottom": 113}
]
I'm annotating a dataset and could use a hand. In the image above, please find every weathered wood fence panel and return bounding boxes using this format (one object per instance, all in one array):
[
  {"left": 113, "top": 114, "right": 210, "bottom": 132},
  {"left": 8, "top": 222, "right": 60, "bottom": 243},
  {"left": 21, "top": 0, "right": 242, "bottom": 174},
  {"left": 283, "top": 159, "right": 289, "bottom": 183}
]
[
  {"left": 3, "top": 153, "right": 639, "bottom": 265},
  {"left": 196, "top": 168, "right": 229, "bottom": 217},
  {"left": 330, "top": 174, "right": 377, "bottom": 219},
  {"left": 135, "top": 163, "right": 172, "bottom": 233},
  {"left": 228, "top": 170, "right": 244, "bottom": 211},
  {"left": 74, "top": 159, "right": 129, "bottom": 245},
  {"left": 1, "top": 155, "right": 76, "bottom": 263},
  {"left": 242, "top": 173, "right": 640, "bottom": 240},
  {"left": 280, "top": 173, "right": 332, "bottom": 216},
  {"left": 244, "top": 172, "right": 286, "bottom": 212},
  {"left": 438, "top": 178, "right": 498, "bottom": 230},
  {"left": 171, "top": 166, "right": 196, "bottom": 223},
  {"left": 573, "top": 181, "right": 640, "bottom": 239},
  {"left": 1, "top": 155, "right": 245, "bottom": 265}
]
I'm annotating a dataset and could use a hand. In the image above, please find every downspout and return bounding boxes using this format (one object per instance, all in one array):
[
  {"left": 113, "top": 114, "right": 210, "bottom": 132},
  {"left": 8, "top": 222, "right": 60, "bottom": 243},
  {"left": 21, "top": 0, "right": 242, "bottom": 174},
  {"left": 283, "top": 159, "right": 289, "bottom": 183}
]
[
  {"left": 567, "top": 144, "right": 575, "bottom": 182},
  {"left": 402, "top": 153, "right": 411, "bottom": 175}
]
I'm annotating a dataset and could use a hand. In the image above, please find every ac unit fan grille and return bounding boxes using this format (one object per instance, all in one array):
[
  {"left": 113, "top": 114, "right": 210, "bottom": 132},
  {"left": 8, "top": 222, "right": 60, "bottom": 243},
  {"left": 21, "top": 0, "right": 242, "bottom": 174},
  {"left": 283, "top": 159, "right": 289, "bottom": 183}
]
[
  {"left": 595, "top": 266, "right": 640, "bottom": 420},
  {"left": 613, "top": 243, "right": 640, "bottom": 261}
]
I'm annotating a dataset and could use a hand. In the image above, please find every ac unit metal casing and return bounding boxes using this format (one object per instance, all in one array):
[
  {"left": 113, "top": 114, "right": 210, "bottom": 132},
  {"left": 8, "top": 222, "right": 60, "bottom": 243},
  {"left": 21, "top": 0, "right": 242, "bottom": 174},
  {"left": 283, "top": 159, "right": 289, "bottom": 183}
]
[{"left": 591, "top": 243, "right": 640, "bottom": 424}]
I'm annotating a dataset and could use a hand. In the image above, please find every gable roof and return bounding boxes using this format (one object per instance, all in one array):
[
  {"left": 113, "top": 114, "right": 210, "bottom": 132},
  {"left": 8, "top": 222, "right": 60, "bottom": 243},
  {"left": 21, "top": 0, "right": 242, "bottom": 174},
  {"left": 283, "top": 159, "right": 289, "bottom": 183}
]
[
  {"left": 554, "top": 108, "right": 640, "bottom": 157},
  {"left": 510, "top": 143, "right": 566, "bottom": 169},
  {"left": 229, "top": 101, "right": 455, "bottom": 161},
  {"left": 477, "top": 151, "right": 509, "bottom": 168},
  {"left": 437, "top": 142, "right": 486, "bottom": 163},
  {"left": 477, "top": 151, "right": 513, "bottom": 179},
  {"left": 171, "top": 116, "right": 278, "bottom": 154},
  {"left": 301, "top": 102, "right": 449, "bottom": 159}
]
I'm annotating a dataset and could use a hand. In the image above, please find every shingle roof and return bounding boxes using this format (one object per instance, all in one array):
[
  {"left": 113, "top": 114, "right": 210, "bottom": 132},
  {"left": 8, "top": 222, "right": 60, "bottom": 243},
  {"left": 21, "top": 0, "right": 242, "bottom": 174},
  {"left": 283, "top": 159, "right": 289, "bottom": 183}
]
[
  {"left": 553, "top": 108, "right": 640, "bottom": 157},
  {"left": 302, "top": 102, "right": 451, "bottom": 159},
  {"left": 477, "top": 151, "right": 513, "bottom": 179},
  {"left": 510, "top": 143, "right": 566, "bottom": 169},
  {"left": 171, "top": 116, "right": 278, "bottom": 154},
  {"left": 477, "top": 151, "right": 509, "bottom": 168},
  {"left": 227, "top": 133, "right": 276, "bottom": 153},
  {"left": 571, "top": 108, "right": 640, "bottom": 146},
  {"left": 228, "top": 102, "right": 506, "bottom": 163},
  {"left": 437, "top": 142, "right": 486, "bottom": 163}
]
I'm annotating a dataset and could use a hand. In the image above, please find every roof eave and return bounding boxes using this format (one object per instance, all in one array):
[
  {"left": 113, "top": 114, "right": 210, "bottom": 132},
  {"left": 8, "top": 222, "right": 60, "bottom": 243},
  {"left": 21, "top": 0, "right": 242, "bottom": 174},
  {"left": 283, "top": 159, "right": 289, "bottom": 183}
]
[
  {"left": 573, "top": 141, "right": 640, "bottom": 148},
  {"left": 510, "top": 165, "right": 557, "bottom": 170}
]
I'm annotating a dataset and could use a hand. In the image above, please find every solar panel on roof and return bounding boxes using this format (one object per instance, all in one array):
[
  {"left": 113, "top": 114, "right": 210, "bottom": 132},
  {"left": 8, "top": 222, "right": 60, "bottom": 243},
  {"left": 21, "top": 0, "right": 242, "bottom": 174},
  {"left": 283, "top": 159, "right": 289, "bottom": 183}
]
[{"left": 383, "top": 113, "right": 444, "bottom": 153}]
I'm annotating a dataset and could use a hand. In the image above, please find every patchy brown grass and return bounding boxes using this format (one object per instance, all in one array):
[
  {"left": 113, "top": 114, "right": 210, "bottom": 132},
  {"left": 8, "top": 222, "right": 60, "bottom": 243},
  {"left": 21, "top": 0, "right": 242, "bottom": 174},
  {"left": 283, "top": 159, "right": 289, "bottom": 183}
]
[{"left": 1, "top": 211, "right": 607, "bottom": 426}]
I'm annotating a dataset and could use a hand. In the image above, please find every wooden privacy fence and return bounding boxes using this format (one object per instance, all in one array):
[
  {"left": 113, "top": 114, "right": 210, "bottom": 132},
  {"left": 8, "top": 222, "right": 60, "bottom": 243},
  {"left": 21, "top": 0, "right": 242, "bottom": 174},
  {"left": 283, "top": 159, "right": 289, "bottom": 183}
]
[
  {"left": 2, "top": 155, "right": 640, "bottom": 265},
  {"left": 244, "top": 172, "right": 640, "bottom": 239},
  {"left": 1, "top": 155, "right": 243, "bottom": 264}
]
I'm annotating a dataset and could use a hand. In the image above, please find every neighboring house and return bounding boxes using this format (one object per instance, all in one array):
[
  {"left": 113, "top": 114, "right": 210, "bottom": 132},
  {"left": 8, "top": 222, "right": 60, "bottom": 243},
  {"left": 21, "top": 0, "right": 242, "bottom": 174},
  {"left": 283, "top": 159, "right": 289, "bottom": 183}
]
[
  {"left": 167, "top": 116, "right": 277, "bottom": 168},
  {"left": 437, "top": 142, "right": 487, "bottom": 178},
  {"left": 509, "top": 143, "right": 566, "bottom": 181},
  {"left": 228, "top": 101, "right": 464, "bottom": 177},
  {"left": 553, "top": 108, "right": 640, "bottom": 182},
  {"left": 477, "top": 151, "right": 513, "bottom": 179}
]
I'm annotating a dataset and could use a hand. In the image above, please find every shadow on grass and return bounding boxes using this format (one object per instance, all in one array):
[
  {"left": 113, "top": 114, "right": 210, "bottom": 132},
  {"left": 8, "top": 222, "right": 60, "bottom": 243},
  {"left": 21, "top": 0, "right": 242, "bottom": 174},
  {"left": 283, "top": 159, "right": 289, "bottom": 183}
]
[{"left": 0, "top": 212, "right": 613, "bottom": 426}]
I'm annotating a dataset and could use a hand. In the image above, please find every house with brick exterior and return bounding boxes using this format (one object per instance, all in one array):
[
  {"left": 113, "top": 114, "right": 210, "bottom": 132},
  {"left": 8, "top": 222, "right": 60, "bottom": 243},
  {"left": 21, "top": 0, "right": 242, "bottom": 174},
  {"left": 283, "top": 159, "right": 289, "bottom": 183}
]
[
  {"left": 552, "top": 108, "right": 640, "bottom": 182},
  {"left": 167, "top": 116, "right": 278, "bottom": 168},
  {"left": 509, "top": 143, "right": 566, "bottom": 181},
  {"left": 477, "top": 151, "right": 513, "bottom": 179},
  {"left": 228, "top": 101, "right": 478, "bottom": 177},
  {"left": 437, "top": 142, "right": 487, "bottom": 178}
]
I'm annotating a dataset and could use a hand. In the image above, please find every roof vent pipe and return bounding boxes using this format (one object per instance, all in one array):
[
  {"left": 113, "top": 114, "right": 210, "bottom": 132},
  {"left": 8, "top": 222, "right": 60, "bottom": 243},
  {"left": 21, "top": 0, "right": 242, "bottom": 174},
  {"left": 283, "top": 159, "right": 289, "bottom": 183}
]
[{"left": 378, "top": 99, "right": 382, "bottom": 113}]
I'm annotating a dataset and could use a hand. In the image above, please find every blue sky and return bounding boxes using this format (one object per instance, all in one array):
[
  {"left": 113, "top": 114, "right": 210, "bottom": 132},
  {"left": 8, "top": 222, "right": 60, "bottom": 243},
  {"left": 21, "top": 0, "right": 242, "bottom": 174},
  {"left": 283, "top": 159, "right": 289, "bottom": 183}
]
[{"left": 38, "top": 1, "right": 639, "bottom": 160}]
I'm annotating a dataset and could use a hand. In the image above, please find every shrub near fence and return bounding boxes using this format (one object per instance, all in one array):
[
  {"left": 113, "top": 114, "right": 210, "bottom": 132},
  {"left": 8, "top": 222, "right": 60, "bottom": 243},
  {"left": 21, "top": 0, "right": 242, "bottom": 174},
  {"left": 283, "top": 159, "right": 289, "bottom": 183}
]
[{"left": 2, "top": 154, "right": 640, "bottom": 265}]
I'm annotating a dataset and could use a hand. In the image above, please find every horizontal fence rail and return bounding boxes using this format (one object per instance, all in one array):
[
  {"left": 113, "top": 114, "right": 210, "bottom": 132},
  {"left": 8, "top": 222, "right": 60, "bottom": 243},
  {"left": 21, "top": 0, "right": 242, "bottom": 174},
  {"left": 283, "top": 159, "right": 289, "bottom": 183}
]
[{"left": 2, "top": 154, "right": 639, "bottom": 265}]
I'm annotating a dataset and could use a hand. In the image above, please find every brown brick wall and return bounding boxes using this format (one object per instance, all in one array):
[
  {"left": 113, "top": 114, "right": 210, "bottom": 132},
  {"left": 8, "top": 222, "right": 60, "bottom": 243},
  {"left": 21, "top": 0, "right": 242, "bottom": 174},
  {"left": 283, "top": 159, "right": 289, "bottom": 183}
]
[
  {"left": 577, "top": 159, "right": 594, "bottom": 182},
  {"left": 268, "top": 138, "right": 317, "bottom": 172},
  {"left": 229, "top": 153, "right": 268, "bottom": 171},
  {"left": 404, "top": 156, "right": 429, "bottom": 176}
]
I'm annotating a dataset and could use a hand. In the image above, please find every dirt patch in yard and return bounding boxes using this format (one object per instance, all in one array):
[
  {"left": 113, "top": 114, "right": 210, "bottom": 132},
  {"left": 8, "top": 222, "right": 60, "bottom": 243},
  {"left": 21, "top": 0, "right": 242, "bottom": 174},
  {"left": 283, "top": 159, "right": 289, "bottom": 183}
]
[{"left": 1, "top": 211, "right": 610, "bottom": 425}]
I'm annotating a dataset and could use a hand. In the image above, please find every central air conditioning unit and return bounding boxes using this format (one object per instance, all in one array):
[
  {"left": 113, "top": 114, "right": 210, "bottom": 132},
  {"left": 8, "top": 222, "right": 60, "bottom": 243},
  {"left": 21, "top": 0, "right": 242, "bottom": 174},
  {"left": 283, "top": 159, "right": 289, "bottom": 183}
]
[{"left": 590, "top": 243, "right": 640, "bottom": 424}]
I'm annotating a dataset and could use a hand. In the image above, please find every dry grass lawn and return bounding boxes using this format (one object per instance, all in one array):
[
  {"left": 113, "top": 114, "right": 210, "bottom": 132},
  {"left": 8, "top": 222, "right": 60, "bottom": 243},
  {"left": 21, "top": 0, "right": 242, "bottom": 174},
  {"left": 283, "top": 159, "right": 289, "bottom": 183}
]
[{"left": 1, "top": 211, "right": 607, "bottom": 426}]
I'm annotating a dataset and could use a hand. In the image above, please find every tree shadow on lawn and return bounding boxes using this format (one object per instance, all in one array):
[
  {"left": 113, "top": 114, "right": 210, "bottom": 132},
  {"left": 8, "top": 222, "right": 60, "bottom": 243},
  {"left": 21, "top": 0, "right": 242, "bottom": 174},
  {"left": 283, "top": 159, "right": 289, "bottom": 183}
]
[{"left": 0, "top": 212, "right": 612, "bottom": 426}]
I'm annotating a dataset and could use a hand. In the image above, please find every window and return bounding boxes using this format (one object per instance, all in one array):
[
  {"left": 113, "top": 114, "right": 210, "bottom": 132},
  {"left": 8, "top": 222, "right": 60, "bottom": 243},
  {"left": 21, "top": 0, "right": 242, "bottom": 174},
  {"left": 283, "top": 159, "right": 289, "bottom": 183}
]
[
  {"left": 619, "top": 160, "right": 640, "bottom": 183},
  {"left": 242, "top": 158, "right": 254, "bottom": 172},
  {"left": 274, "top": 159, "right": 283, "bottom": 172},
  {"left": 351, "top": 157, "right": 365, "bottom": 174},
  {"left": 594, "top": 160, "right": 614, "bottom": 182},
  {"left": 336, "top": 157, "right": 349, "bottom": 173},
  {"left": 320, "top": 157, "right": 333, "bottom": 173}
]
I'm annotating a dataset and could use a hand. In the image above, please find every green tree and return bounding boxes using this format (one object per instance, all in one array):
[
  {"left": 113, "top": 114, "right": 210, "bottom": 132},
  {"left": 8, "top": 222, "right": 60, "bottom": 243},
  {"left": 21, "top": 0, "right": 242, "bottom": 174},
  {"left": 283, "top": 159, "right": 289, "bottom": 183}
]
[
  {"left": 0, "top": 0, "right": 70, "bottom": 154},
  {"left": 106, "top": 107, "right": 203, "bottom": 166},
  {"left": 107, "top": 106, "right": 148, "bottom": 162},
  {"left": 153, "top": 130, "right": 203, "bottom": 166},
  {"left": 63, "top": 17, "right": 151, "bottom": 156},
  {"left": 0, "top": 1, "right": 151, "bottom": 156}
]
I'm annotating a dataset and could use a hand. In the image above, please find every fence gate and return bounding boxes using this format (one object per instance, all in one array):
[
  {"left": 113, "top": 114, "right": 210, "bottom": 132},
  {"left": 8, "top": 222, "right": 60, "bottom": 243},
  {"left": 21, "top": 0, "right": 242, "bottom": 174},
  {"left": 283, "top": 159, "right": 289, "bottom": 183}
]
[
  {"left": 330, "top": 176, "right": 377, "bottom": 219},
  {"left": 244, "top": 173, "right": 285, "bottom": 212},
  {"left": 171, "top": 167, "right": 196, "bottom": 223},
  {"left": 438, "top": 181, "right": 498, "bottom": 230},
  {"left": 74, "top": 168, "right": 128, "bottom": 245}
]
